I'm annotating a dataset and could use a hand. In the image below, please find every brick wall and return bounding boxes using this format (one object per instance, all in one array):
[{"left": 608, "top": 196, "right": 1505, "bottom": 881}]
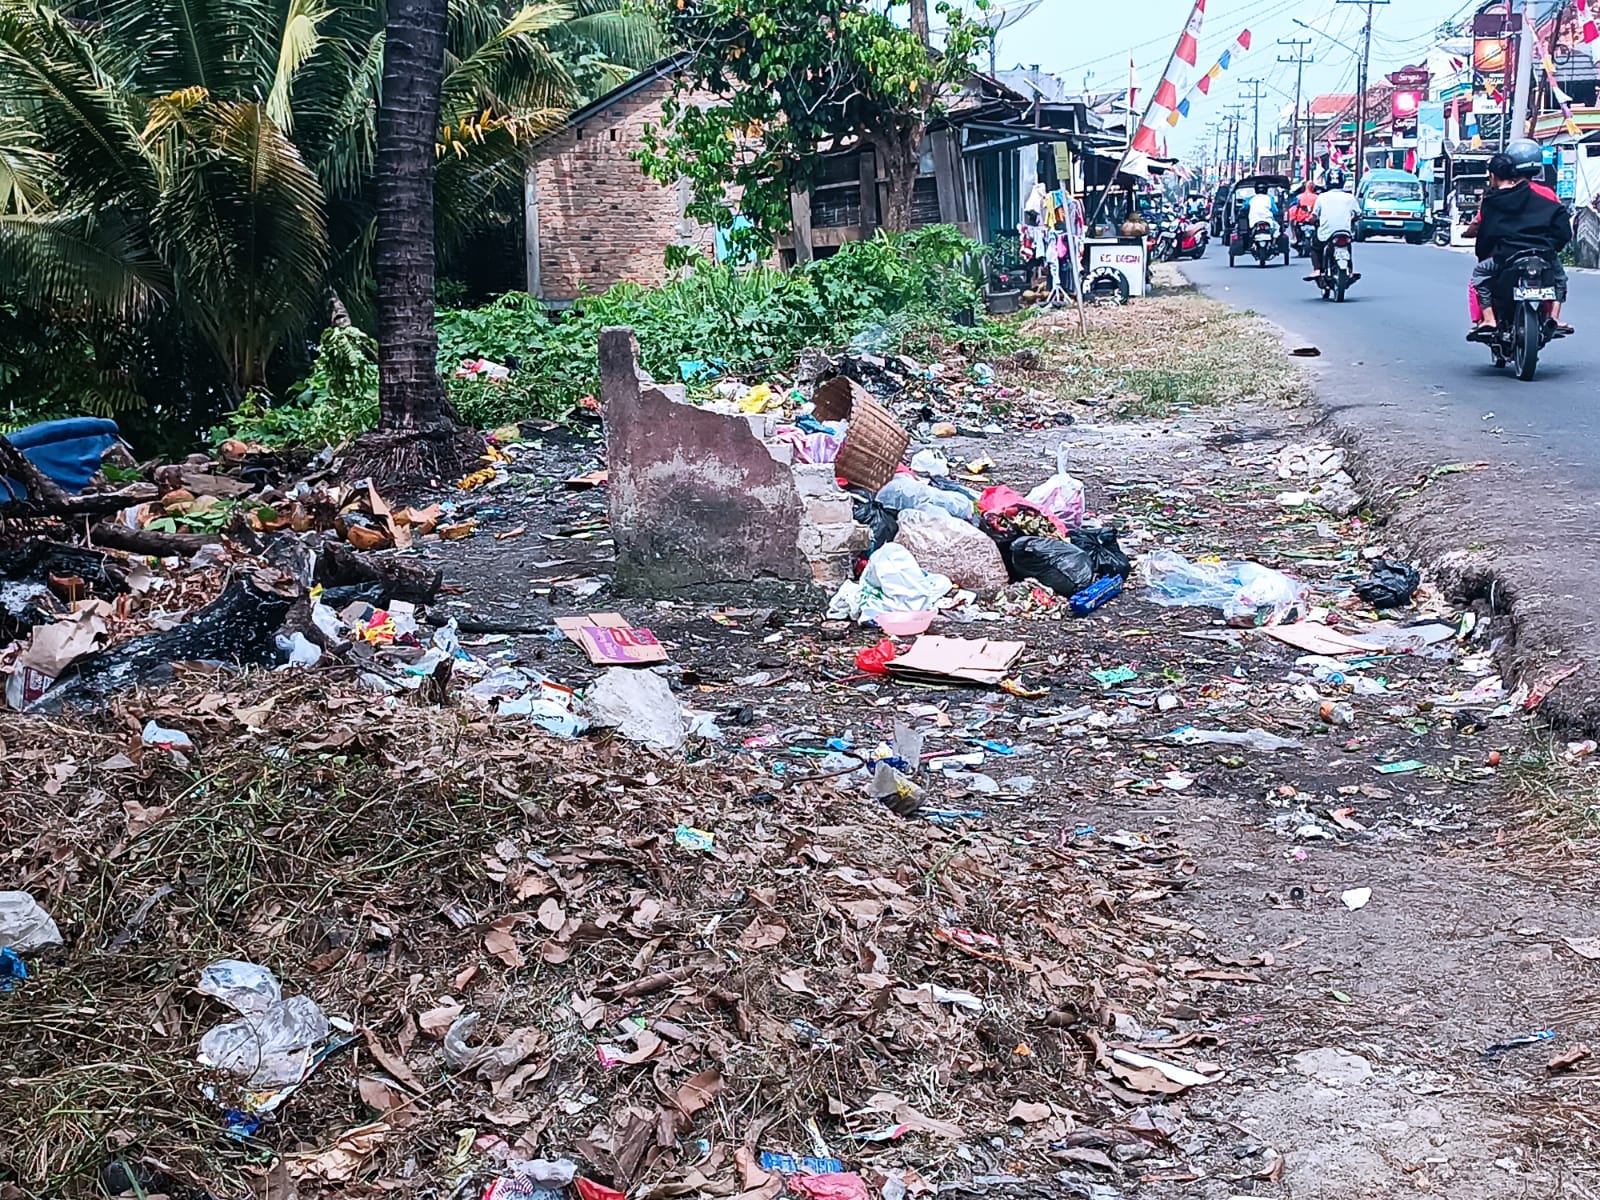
[{"left": 532, "top": 78, "right": 720, "bottom": 302}]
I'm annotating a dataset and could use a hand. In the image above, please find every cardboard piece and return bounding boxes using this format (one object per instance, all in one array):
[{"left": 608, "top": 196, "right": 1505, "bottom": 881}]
[
  {"left": 564, "top": 469, "right": 609, "bottom": 489},
  {"left": 1260, "top": 622, "right": 1379, "bottom": 656},
  {"left": 555, "top": 613, "right": 668, "bottom": 666},
  {"left": 5, "top": 604, "right": 110, "bottom": 708},
  {"left": 885, "top": 635, "right": 1024, "bottom": 687}
]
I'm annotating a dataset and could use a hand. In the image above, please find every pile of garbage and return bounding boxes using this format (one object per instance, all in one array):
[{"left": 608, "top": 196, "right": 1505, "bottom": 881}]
[{"left": 0, "top": 671, "right": 1209, "bottom": 1200}]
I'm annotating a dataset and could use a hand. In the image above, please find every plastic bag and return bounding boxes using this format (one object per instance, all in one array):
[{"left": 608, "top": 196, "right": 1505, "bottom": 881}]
[
  {"left": 1009, "top": 536, "right": 1096, "bottom": 596},
  {"left": 1070, "top": 526, "right": 1132, "bottom": 579},
  {"left": 1355, "top": 560, "right": 1420, "bottom": 609},
  {"left": 876, "top": 475, "right": 973, "bottom": 521},
  {"left": 0, "top": 891, "right": 63, "bottom": 954},
  {"left": 1144, "top": 550, "right": 1306, "bottom": 623},
  {"left": 855, "top": 638, "right": 898, "bottom": 675},
  {"left": 851, "top": 495, "right": 900, "bottom": 554},
  {"left": 198, "top": 959, "right": 282, "bottom": 1016},
  {"left": 909, "top": 449, "right": 950, "bottom": 476},
  {"left": 893, "top": 508, "right": 1009, "bottom": 592},
  {"left": 587, "top": 667, "right": 686, "bottom": 752},
  {"left": 1024, "top": 446, "right": 1086, "bottom": 528},
  {"left": 976, "top": 485, "right": 1068, "bottom": 542},
  {"left": 856, "top": 544, "right": 953, "bottom": 622},
  {"left": 198, "top": 994, "right": 330, "bottom": 1087}
]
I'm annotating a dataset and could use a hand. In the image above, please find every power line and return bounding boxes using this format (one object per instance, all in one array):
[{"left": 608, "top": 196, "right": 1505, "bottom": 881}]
[{"left": 1335, "top": 0, "right": 1389, "bottom": 186}]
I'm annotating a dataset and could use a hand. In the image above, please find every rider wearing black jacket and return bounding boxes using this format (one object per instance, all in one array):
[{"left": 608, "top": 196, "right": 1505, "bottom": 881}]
[{"left": 1471, "top": 151, "right": 1573, "bottom": 336}]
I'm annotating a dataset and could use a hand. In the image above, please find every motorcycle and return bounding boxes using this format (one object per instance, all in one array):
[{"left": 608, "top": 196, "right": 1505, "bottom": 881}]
[
  {"left": 1290, "top": 221, "right": 1313, "bottom": 258},
  {"left": 1316, "top": 232, "right": 1359, "bottom": 302},
  {"left": 1477, "top": 249, "right": 1569, "bottom": 381},
  {"left": 1250, "top": 220, "right": 1281, "bottom": 268},
  {"left": 1171, "top": 219, "right": 1208, "bottom": 260}
]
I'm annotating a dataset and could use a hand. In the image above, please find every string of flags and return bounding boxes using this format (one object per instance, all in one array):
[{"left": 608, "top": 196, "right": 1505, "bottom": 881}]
[
  {"left": 1578, "top": 0, "right": 1600, "bottom": 68},
  {"left": 1167, "top": 29, "right": 1252, "bottom": 126},
  {"left": 1534, "top": 19, "right": 1583, "bottom": 136},
  {"left": 1132, "top": 0, "right": 1205, "bottom": 154}
]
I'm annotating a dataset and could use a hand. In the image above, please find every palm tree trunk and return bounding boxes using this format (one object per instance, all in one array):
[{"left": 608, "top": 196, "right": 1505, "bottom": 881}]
[{"left": 354, "top": 0, "right": 481, "bottom": 482}]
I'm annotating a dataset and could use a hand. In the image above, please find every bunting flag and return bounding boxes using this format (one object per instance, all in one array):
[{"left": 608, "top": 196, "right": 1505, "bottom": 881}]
[
  {"left": 1153, "top": 0, "right": 1206, "bottom": 111},
  {"left": 1133, "top": 0, "right": 1206, "bottom": 154},
  {"left": 1167, "top": 28, "right": 1251, "bottom": 126},
  {"left": 1580, "top": 0, "right": 1600, "bottom": 66},
  {"left": 1535, "top": 22, "right": 1583, "bottom": 136}
]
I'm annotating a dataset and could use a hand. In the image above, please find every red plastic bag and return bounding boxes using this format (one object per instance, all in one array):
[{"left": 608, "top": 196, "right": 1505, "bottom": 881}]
[
  {"left": 854, "top": 638, "right": 898, "bottom": 675},
  {"left": 977, "top": 485, "right": 1068, "bottom": 537},
  {"left": 789, "top": 1174, "right": 869, "bottom": 1200},
  {"left": 576, "top": 1180, "right": 626, "bottom": 1200}
]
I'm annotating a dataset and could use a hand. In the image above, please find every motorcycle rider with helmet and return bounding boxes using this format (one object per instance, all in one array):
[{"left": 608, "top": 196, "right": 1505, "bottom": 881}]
[
  {"left": 1467, "top": 142, "right": 1573, "bottom": 340},
  {"left": 1304, "top": 172, "right": 1359, "bottom": 282}
]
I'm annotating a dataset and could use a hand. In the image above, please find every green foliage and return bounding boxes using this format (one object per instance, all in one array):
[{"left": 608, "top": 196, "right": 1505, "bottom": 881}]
[
  {"left": 637, "top": 0, "right": 990, "bottom": 252},
  {"left": 225, "top": 226, "right": 1011, "bottom": 447},
  {"left": 0, "top": 0, "right": 658, "bottom": 441}
]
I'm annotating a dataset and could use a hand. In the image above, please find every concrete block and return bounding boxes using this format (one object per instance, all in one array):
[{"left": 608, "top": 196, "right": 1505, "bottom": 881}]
[
  {"left": 805, "top": 497, "right": 856, "bottom": 526},
  {"left": 603, "top": 327, "right": 808, "bottom": 596}
]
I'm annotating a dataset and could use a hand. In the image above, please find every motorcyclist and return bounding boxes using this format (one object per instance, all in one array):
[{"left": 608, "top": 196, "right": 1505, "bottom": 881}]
[
  {"left": 1305, "top": 173, "right": 1359, "bottom": 281},
  {"left": 1245, "top": 183, "right": 1278, "bottom": 238},
  {"left": 1467, "top": 146, "right": 1573, "bottom": 340}
]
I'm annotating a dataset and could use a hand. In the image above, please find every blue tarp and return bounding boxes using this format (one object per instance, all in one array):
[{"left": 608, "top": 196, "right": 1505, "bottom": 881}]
[{"left": 2, "top": 417, "right": 121, "bottom": 501}]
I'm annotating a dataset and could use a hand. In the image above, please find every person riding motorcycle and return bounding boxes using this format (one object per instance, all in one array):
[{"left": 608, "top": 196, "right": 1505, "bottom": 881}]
[
  {"left": 1467, "top": 144, "right": 1573, "bottom": 340},
  {"left": 1244, "top": 183, "right": 1278, "bottom": 238},
  {"left": 1305, "top": 176, "right": 1359, "bottom": 281}
]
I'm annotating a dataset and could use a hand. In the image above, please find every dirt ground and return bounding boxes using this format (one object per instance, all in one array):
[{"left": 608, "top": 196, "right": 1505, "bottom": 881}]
[
  {"left": 410, "top": 290, "right": 1600, "bottom": 1199},
  {"left": 7, "top": 276, "right": 1600, "bottom": 1200}
]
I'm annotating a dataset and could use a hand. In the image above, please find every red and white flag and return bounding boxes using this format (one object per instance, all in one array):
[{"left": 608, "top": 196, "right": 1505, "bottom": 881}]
[
  {"left": 1136, "top": 0, "right": 1206, "bottom": 154},
  {"left": 1579, "top": 0, "right": 1600, "bottom": 65}
]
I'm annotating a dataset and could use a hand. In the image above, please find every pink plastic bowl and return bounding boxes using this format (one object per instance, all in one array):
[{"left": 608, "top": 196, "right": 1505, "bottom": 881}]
[{"left": 875, "top": 610, "right": 935, "bottom": 636}]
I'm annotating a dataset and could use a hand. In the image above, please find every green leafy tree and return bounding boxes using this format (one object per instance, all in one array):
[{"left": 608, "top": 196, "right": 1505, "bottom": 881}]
[
  {"left": 0, "top": 0, "right": 657, "bottom": 435},
  {"left": 639, "top": 0, "right": 989, "bottom": 250}
]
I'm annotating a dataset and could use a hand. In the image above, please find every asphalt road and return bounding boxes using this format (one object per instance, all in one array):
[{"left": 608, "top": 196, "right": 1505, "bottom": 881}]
[
  {"left": 1181, "top": 236, "right": 1600, "bottom": 485},
  {"left": 1182, "top": 235, "right": 1600, "bottom": 731}
]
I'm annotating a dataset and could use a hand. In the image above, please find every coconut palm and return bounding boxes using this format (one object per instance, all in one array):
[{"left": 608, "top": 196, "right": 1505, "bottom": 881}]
[{"left": 0, "top": 0, "right": 658, "bottom": 422}]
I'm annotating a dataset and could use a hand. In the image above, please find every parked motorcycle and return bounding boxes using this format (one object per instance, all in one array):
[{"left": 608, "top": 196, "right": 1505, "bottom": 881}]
[
  {"left": 1475, "top": 249, "right": 1569, "bottom": 381},
  {"left": 1171, "top": 219, "right": 1208, "bottom": 260},
  {"left": 1315, "top": 232, "right": 1359, "bottom": 302}
]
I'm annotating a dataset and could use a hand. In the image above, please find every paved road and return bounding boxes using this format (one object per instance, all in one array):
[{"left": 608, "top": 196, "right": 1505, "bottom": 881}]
[{"left": 1181, "top": 237, "right": 1600, "bottom": 485}]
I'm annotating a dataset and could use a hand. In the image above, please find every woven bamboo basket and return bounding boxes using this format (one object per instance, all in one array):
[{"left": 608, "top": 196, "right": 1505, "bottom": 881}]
[{"left": 812, "top": 377, "right": 909, "bottom": 493}]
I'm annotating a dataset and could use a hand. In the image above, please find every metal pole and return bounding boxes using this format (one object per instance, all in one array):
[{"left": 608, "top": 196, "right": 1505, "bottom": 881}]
[
  {"left": 1239, "top": 78, "right": 1265, "bottom": 173},
  {"left": 1337, "top": 0, "right": 1388, "bottom": 187},
  {"left": 1278, "top": 39, "right": 1313, "bottom": 179},
  {"left": 1509, "top": 1, "right": 1537, "bottom": 138}
]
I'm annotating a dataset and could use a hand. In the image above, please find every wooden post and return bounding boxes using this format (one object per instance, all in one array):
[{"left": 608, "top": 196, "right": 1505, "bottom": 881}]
[
  {"left": 858, "top": 145, "right": 879, "bottom": 236},
  {"left": 931, "top": 129, "right": 965, "bottom": 224},
  {"left": 790, "top": 186, "right": 814, "bottom": 265},
  {"left": 524, "top": 164, "right": 541, "bottom": 298}
]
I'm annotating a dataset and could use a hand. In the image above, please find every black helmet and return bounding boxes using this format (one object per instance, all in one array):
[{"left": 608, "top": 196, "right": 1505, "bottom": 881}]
[{"left": 1505, "top": 138, "right": 1544, "bottom": 177}]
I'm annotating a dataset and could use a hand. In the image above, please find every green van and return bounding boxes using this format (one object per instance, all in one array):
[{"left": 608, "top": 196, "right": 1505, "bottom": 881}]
[{"left": 1355, "top": 169, "right": 1432, "bottom": 243}]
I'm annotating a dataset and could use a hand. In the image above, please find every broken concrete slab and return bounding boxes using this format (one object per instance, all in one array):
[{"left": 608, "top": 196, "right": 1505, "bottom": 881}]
[
  {"left": 602, "top": 327, "right": 811, "bottom": 598},
  {"left": 1290, "top": 1047, "right": 1373, "bottom": 1087}
]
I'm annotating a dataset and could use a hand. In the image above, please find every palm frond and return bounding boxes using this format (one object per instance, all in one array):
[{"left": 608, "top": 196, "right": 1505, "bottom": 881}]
[
  {"left": 0, "top": 210, "right": 170, "bottom": 317},
  {"left": 0, "top": 4, "right": 156, "bottom": 208},
  {"left": 0, "top": 126, "right": 54, "bottom": 214},
  {"left": 442, "top": 1, "right": 578, "bottom": 122},
  {"left": 552, "top": 8, "right": 661, "bottom": 71},
  {"left": 267, "top": 0, "right": 333, "bottom": 132}
]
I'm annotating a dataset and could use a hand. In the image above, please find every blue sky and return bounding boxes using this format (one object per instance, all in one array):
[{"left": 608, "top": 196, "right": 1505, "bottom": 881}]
[{"left": 991, "top": 0, "right": 1481, "bottom": 154}]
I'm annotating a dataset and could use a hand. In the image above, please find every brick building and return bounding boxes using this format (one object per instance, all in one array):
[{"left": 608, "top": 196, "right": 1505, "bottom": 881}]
[{"left": 525, "top": 57, "right": 713, "bottom": 304}]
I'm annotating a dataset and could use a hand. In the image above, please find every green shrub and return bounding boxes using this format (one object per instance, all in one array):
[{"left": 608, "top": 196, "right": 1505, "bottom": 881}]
[{"left": 223, "top": 226, "right": 1012, "bottom": 449}]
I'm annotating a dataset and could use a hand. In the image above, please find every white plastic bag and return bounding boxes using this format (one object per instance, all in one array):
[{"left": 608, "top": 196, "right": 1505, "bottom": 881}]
[
  {"left": 1144, "top": 551, "right": 1305, "bottom": 622},
  {"left": 587, "top": 667, "right": 687, "bottom": 751},
  {"left": 0, "top": 891, "right": 63, "bottom": 953},
  {"left": 1024, "top": 442, "right": 1085, "bottom": 528},
  {"left": 893, "top": 509, "right": 1008, "bottom": 593},
  {"left": 199, "top": 994, "right": 331, "bottom": 1087},
  {"left": 909, "top": 449, "right": 950, "bottom": 477},
  {"left": 856, "top": 544, "right": 954, "bottom": 623},
  {"left": 875, "top": 475, "right": 973, "bottom": 521}
]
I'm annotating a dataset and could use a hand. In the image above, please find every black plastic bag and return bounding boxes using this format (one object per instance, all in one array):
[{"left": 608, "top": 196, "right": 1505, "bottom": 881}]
[
  {"left": 1069, "top": 526, "right": 1132, "bottom": 580},
  {"left": 1355, "top": 560, "right": 1420, "bottom": 609},
  {"left": 851, "top": 495, "right": 900, "bottom": 553},
  {"left": 1009, "top": 536, "right": 1096, "bottom": 596}
]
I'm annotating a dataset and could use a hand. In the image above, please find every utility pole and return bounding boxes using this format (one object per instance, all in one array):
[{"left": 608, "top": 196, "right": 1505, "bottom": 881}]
[
  {"left": 1224, "top": 104, "right": 1247, "bottom": 177},
  {"left": 1336, "top": 0, "right": 1389, "bottom": 187},
  {"left": 1277, "top": 38, "right": 1314, "bottom": 181},
  {"left": 1239, "top": 77, "right": 1266, "bottom": 173},
  {"left": 1509, "top": 0, "right": 1536, "bottom": 138}
]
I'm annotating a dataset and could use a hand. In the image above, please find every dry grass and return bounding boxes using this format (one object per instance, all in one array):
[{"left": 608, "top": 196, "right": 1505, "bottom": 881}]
[{"left": 0, "top": 669, "right": 1192, "bottom": 1199}]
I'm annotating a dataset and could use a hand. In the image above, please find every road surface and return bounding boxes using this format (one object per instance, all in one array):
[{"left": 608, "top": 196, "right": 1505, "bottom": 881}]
[
  {"left": 1181, "top": 237, "right": 1600, "bottom": 485},
  {"left": 1181, "top": 236, "right": 1600, "bottom": 730}
]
